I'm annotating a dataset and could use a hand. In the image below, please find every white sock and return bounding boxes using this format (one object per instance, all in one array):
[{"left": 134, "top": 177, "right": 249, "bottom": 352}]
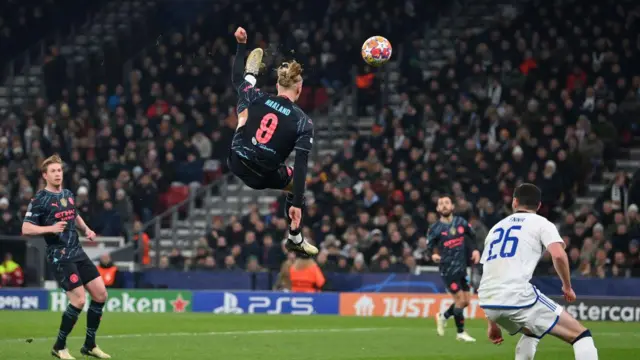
[
  {"left": 573, "top": 336, "right": 598, "bottom": 360},
  {"left": 515, "top": 335, "right": 539, "bottom": 360},
  {"left": 244, "top": 74, "right": 257, "bottom": 86},
  {"left": 288, "top": 232, "right": 303, "bottom": 245}
]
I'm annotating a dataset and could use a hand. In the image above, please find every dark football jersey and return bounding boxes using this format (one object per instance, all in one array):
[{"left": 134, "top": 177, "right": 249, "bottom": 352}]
[
  {"left": 426, "top": 216, "right": 476, "bottom": 277},
  {"left": 232, "top": 82, "right": 313, "bottom": 171},
  {"left": 23, "top": 189, "right": 86, "bottom": 263}
]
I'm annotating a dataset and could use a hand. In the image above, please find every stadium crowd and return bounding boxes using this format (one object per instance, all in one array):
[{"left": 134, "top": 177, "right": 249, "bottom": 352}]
[
  {"left": 157, "top": 0, "right": 640, "bottom": 278},
  {"left": 1, "top": 0, "right": 640, "bottom": 279}
]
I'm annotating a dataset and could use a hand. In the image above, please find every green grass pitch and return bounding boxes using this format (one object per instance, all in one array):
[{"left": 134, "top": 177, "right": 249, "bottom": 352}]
[{"left": 0, "top": 312, "right": 638, "bottom": 359}]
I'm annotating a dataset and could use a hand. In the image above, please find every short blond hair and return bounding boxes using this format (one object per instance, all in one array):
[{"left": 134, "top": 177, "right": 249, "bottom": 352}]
[
  {"left": 41, "top": 154, "right": 62, "bottom": 174},
  {"left": 277, "top": 61, "right": 303, "bottom": 88}
]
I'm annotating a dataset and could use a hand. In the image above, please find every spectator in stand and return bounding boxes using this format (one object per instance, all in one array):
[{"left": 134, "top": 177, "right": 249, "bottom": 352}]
[
  {"left": 96, "top": 254, "right": 123, "bottom": 288},
  {"left": 0, "top": 253, "right": 24, "bottom": 287},
  {"left": 132, "top": 220, "right": 150, "bottom": 266},
  {"left": 289, "top": 254, "right": 326, "bottom": 293}
]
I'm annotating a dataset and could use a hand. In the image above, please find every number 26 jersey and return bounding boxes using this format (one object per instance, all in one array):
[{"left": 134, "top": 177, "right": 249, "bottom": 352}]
[
  {"left": 233, "top": 84, "right": 313, "bottom": 172},
  {"left": 478, "top": 212, "right": 564, "bottom": 308}
]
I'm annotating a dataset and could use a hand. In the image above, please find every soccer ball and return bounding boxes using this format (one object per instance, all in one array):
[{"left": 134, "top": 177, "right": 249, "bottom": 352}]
[{"left": 361, "top": 36, "right": 392, "bottom": 67}]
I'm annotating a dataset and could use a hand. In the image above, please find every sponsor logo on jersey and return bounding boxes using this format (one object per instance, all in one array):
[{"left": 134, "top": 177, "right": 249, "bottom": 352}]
[{"left": 54, "top": 209, "right": 76, "bottom": 221}]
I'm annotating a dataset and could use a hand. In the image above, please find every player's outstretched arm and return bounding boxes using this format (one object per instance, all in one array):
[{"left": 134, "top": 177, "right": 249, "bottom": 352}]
[{"left": 232, "top": 27, "right": 248, "bottom": 89}]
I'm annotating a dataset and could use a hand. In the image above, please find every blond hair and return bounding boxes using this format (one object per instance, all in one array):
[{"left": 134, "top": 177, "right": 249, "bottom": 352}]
[
  {"left": 277, "top": 61, "right": 303, "bottom": 88},
  {"left": 41, "top": 154, "right": 62, "bottom": 173}
]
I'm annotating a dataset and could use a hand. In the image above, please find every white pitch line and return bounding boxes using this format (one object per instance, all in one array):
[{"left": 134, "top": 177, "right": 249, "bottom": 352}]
[
  {"left": 3, "top": 326, "right": 639, "bottom": 344},
  {"left": 0, "top": 327, "right": 397, "bottom": 343}
]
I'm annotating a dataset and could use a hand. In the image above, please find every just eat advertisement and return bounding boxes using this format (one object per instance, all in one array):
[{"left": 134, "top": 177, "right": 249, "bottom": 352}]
[{"left": 339, "top": 293, "right": 486, "bottom": 319}]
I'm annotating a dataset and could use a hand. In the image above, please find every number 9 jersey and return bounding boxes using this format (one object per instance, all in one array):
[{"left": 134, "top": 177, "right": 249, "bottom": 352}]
[
  {"left": 478, "top": 212, "right": 564, "bottom": 309},
  {"left": 232, "top": 83, "right": 313, "bottom": 173}
]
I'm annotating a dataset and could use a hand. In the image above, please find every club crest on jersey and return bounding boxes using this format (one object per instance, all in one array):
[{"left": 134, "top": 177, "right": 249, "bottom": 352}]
[
  {"left": 60, "top": 198, "right": 67, "bottom": 207},
  {"left": 68, "top": 197, "right": 74, "bottom": 206},
  {"left": 458, "top": 226, "right": 465, "bottom": 234}
]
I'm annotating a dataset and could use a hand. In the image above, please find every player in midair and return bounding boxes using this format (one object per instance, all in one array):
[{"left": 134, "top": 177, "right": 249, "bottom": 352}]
[
  {"left": 228, "top": 27, "right": 317, "bottom": 257},
  {"left": 427, "top": 195, "right": 480, "bottom": 342},
  {"left": 480, "top": 183, "right": 598, "bottom": 359},
  {"left": 22, "top": 155, "right": 111, "bottom": 360}
]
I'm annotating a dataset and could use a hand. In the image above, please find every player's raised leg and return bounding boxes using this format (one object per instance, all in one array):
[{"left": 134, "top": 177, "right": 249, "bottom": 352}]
[
  {"left": 52, "top": 276, "right": 85, "bottom": 360},
  {"left": 80, "top": 273, "right": 111, "bottom": 359}
]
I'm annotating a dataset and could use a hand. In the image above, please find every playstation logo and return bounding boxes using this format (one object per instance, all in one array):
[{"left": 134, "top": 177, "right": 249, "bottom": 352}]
[{"left": 213, "top": 292, "right": 244, "bottom": 314}]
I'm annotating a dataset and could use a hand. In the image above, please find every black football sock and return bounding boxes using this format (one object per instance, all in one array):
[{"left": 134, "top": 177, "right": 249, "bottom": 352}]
[
  {"left": 84, "top": 300, "right": 105, "bottom": 349},
  {"left": 54, "top": 304, "right": 82, "bottom": 350},
  {"left": 443, "top": 304, "right": 455, "bottom": 319},
  {"left": 453, "top": 307, "right": 465, "bottom": 333}
]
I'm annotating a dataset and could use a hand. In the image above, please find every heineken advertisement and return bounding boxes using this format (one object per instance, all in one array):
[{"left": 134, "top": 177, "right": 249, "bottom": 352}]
[{"left": 49, "top": 290, "right": 192, "bottom": 313}]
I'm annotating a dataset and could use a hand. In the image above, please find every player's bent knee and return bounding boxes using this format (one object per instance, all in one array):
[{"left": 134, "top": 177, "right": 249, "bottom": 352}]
[
  {"left": 71, "top": 296, "right": 86, "bottom": 309},
  {"left": 92, "top": 289, "right": 108, "bottom": 303},
  {"left": 67, "top": 287, "right": 86, "bottom": 308},
  {"left": 89, "top": 285, "right": 108, "bottom": 303}
]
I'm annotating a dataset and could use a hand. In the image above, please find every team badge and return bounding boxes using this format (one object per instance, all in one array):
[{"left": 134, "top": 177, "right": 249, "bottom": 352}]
[
  {"left": 68, "top": 197, "right": 74, "bottom": 206},
  {"left": 70, "top": 274, "right": 79, "bottom": 283},
  {"left": 458, "top": 226, "right": 465, "bottom": 234},
  {"left": 60, "top": 198, "right": 67, "bottom": 207}
]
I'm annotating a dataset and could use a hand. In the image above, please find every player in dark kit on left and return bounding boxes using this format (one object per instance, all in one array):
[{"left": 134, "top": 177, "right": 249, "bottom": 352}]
[
  {"left": 227, "top": 27, "right": 317, "bottom": 257},
  {"left": 22, "top": 155, "right": 111, "bottom": 360},
  {"left": 427, "top": 195, "right": 481, "bottom": 343}
]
